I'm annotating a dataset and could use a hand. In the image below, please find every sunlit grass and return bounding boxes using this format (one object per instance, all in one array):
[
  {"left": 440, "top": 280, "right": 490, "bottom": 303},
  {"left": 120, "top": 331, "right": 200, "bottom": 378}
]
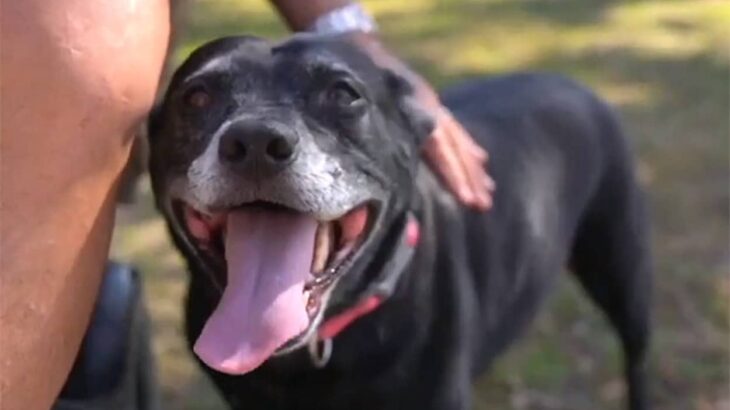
[{"left": 112, "top": 0, "right": 729, "bottom": 408}]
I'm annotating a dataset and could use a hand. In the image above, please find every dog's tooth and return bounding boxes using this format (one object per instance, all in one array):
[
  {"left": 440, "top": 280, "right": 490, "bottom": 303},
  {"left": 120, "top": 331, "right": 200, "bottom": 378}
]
[{"left": 311, "top": 222, "right": 333, "bottom": 274}]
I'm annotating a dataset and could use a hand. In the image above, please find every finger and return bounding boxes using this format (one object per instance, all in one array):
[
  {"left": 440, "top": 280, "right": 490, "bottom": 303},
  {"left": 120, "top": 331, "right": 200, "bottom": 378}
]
[
  {"left": 461, "top": 138, "right": 494, "bottom": 209},
  {"left": 446, "top": 119, "right": 494, "bottom": 191},
  {"left": 442, "top": 118, "right": 494, "bottom": 210},
  {"left": 440, "top": 108, "right": 488, "bottom": 162},
  {"left": 422, "top": 127, "right": 478, "bottom": 206},
  {"left": 437, "top": 110, "right": 490, "bottom": 203},
  {"left": 466, "top": 160, "right": 495, "bottom": 210},
  {"left": 468, "top": 137, "right": 489, "bottom": 162},
  {"left": 484, "top": 173, "right": 497, "bottom": 193},
  {"left": 459, "top": 127, "right": 489, "bottom": 162}
]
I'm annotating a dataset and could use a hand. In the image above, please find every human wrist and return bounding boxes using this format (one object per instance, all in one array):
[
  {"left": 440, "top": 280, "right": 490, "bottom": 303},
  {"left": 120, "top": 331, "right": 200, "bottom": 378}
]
[
  {"left": 307, "top": 3, "right": 378, "bottom": 35},
  {"left": 271, "top": 0, "right": 351, "bottom": 31}
]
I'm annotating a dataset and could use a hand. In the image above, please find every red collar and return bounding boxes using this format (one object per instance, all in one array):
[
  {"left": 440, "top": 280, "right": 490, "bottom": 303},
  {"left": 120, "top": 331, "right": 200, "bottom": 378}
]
[
  {"left": 317, "top": 216, "right": 420, "bottom": 340},
  {"left": 318, "top": 294, "right": 384, "bottom": 339}
]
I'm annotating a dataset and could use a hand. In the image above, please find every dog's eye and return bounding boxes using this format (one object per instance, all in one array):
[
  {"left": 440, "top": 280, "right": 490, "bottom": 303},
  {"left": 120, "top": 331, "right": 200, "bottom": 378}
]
[
  {"left": 327, "top": 80, "right": 363, "bottom": 107},
  {"left": 184, "top": 86, "right": 211, "bottom": 109}
]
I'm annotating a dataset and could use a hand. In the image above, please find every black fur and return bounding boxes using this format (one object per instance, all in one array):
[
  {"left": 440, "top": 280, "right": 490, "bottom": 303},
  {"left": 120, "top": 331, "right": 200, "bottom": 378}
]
[{"left": 148, "top": 35, "right": 652, "bottom": 410}]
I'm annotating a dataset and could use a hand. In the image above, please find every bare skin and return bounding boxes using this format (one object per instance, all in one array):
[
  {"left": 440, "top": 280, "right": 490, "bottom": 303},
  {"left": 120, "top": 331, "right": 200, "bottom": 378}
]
[
  {"left": 0, "top": 1, "right": 491, "bottom": 408},
  {"left": 0, "top": 1, "right": 170, "bottom": 408}
]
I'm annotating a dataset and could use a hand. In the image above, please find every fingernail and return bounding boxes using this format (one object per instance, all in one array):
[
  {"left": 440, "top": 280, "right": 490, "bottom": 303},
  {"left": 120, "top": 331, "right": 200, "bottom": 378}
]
[
  {"left": 474, "top": 149, "right": 488, "bottom": 161},
  {"left": 476, "top": 191, "right": 491, "bottom": 208},
  {"left": 482, "top": 196, "right": 493, "bottom": 210},
  {"left": 460, "top": 188, "right": 475, "bottom": 203}
]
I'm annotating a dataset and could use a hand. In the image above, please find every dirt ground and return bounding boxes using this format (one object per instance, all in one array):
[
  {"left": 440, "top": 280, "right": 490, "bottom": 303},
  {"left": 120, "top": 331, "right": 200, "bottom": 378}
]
[{"left": 111, "top": 0, "right": 730, "bottom": 408}]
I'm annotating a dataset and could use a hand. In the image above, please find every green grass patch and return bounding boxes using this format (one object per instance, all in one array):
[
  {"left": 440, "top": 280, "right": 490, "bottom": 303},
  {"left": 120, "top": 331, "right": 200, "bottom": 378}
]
[{"left": 113, "top": 1, "right": 730, "bottom": 408}]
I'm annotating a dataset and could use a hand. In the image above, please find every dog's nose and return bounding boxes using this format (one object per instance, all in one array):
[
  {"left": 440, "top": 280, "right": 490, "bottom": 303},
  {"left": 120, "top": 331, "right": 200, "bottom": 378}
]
[{"left": 218, "top": 121, "right": 299, "bottom": 173}]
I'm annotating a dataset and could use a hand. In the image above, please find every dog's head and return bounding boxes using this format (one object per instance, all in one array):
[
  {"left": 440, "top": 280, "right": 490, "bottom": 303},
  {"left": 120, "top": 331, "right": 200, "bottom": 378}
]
[{"left": 148, "top": 34, "right": 433, "bottom": 375}]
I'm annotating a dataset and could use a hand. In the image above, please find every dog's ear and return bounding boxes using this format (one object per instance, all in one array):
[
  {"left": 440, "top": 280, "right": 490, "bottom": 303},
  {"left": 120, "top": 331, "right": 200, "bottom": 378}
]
[{"left": 384, "top": 70, "right": 435, "bottom": 145}]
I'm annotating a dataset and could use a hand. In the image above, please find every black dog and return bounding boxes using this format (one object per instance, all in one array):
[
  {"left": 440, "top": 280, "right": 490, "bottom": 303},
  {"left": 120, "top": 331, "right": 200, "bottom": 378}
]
[{"left": 148, "top": 34, "right": 652, "bottom": 410}]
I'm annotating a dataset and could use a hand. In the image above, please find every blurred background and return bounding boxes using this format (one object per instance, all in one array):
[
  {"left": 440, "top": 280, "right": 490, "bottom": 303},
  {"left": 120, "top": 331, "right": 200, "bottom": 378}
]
[{"left": 111, "top": 0, "right": 730, "bottom": 408}]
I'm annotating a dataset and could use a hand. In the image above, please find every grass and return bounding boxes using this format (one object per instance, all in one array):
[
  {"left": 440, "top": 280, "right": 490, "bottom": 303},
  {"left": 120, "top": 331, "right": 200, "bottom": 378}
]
[{"left": 111, "top": 0, "right": 730, "bottom": 408}]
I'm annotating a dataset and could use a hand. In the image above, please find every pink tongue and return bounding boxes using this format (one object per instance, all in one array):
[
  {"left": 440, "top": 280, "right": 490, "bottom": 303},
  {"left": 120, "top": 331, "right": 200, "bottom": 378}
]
[{"left": 193, "top": 208, "right": 317, "bottom": 375}]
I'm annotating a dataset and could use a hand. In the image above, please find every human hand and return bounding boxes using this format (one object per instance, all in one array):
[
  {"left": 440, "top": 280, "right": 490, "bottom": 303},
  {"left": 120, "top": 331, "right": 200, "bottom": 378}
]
[{"left": 350, "top": 33, "right": 495, "bottom": 210}]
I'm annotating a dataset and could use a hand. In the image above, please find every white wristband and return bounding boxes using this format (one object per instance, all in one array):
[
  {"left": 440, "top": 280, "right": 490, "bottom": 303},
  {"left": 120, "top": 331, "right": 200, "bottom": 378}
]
[{"left": 308, "top": 3, "right": 379, "bottom": 35}]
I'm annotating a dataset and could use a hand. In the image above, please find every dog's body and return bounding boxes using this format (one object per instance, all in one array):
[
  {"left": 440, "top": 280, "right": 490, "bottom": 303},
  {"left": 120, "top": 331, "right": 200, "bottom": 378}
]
[{"left": 149, "top": 35, "right": 651, "bottom": 410}]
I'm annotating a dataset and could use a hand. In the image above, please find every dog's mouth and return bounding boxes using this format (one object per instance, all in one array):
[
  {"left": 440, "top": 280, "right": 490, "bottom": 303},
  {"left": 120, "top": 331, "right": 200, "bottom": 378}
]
[{"left": 175, "top": 199, "right": 376, "bottom": 375}]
